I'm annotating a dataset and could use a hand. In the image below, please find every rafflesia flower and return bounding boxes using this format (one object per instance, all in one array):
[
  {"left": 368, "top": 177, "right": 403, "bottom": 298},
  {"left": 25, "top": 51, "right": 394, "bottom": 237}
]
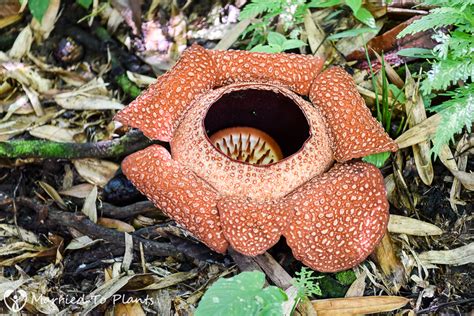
[{"left": 115, "top": 44, "right": 398, "bottom": 272}]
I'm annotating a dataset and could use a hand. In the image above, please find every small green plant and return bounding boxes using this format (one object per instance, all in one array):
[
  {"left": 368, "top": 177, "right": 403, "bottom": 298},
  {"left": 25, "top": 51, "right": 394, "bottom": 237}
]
[
  {"left": 20, "top": 0, "right": 93, "bottom": 22},
  {"left": 293, "top": 267, "right": 322, "bottom": 299},
  {"left": 397, "top": 0, "right": 474, "bottom": 156},
  {"left": 239, "top": 0, "right": 376, "bottom": 50},
  {"left": 195, "top": 271, "right": 288, "bottom": 316},
  {"left": 308, "top": 0, "right": 376, "bottom": 28},
  {"left": 239, "top": 0, "right": 310, "bottom": 49},
  {"left": 251, "top": 31, "right": 306, "bottom": 53},
  {"left": 363, "top": 48, "right": 405, "bottom": 167}
]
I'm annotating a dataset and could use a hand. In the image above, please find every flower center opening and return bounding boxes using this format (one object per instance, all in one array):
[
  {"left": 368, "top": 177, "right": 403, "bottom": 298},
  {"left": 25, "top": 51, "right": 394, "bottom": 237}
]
[{"left": 204, "top": 88, "right": 311, "bottom": 165}]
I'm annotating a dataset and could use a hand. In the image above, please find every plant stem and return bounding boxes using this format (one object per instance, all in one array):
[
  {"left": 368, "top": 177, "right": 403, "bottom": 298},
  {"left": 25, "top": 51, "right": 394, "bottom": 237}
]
[{"left": 0, "top": 130, "right": 156, "bottom": 159}]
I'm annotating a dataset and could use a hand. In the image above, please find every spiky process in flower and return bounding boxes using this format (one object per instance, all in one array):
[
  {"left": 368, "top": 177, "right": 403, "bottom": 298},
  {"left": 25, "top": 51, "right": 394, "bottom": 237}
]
[{"left": 115, "top": 44, "right": 398, "bottom": 272}]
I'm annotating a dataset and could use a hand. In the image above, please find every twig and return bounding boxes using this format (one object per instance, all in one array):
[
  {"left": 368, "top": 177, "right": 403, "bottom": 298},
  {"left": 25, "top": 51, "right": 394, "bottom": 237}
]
[
  {"left": 99, "top": 201, "right": 159, "bottom": 219},
  {"left": 0, "top": 130, "right": 157, "bottom": 159},
  {"left": 417, "top": 298, "right": 474, "bottom": 314}
]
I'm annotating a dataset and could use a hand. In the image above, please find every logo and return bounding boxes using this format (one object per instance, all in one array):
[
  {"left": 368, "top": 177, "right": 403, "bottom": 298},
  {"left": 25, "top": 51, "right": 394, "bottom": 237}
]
[{"left": 3, "top": 289, "right": 27, "bottom": 312}]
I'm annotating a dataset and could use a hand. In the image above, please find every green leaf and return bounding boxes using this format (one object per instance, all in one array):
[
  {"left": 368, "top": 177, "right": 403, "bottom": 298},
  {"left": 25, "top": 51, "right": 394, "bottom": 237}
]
[
  {"left": 430, "top": 84, "right": 474, "bottom": 156},
  {"left": 388, "top": 84, "right": 406, "bottom": 104},
  {"left": 281, "top": 39, "right": 306, "bottom": 51},
  {"left": 421, "top": 58, "right": 474, "bottom": 94},
  {"left": 76, "top": 0, "right": 93, "bottom": 9},
  {"left": 362, "top": 151, "right": 390, "bottom": 168},
  {"left": 327, "top": 27, "right": 378, "bottom": 40},
  {"left": 267, "top": 31, "right": 287, "bottom": 47},
  {"left": 28, "top": 0, "right": 50, "bottom": 22},
  {"left": 344, "top": 0, "right": 362, "bottom": 13},
  {"left": 250, "top": 44, "right": 283, "bottom": 53},
  {"left": 353, "top": 7, "right": 376, "bottom": 28},
  {"left": 195, "top": 271, "right": 287, "bottom": 316},
  {"left": 396, "top": 48, "right": 435, "bottom": 58},
  {"left": 397, "top": 7, "right": 465, "bottom": 38},
  {"left": 307, "top": 0, "right": 342, "bottom": 8},
  {"left": 239, "top": 0, "right": 279, "bottom": 20},
  {"left": 292, "top": 267, "right": 322, "bottom": 299}
]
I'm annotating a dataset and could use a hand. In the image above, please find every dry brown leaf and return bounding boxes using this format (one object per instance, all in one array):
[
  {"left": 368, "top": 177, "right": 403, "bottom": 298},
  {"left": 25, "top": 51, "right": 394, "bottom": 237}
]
[
  {"left": 395, "top": 113, "right": 441, "bottom": 148},
  {"left": 0, "top": 224, "right": 41, "bottom": 244},
  {"left": 54, "top": 94, "right": 124, "bottom": 110},
  {"left": 0, "top": 248, "right": 50, "bottom": 266},
  {"left": 0, "top": 0, "right": 21, "bottom": 19},
  {"left": 312, "top": 296, "right": 409, "bottom": 315},
  {"left": 9, "top": 24, "right": 33, "bottom": 59},
  {"left": 65, "top": 235, "right": 103, "bottom": 250},
  {"left": 122, "top": 232, "right": 133, "bottom": 272},
  {"left": 29, "top": 125, "right": 79, "bottom": 142},
  {"left": 345, "top": 271, "right": 367, "bottom": 297},
  {"left": 73, "top": 158, "right": 119, "bottom": 187},
  {"left": 59, "top": 183, "right": 95, "bottom": 198},
  {"left": 80, "top": 274, "right": 135, "bottom": 314},
  {"left": 1, "top": 95, "right": 31, "bottom": 121},
  {"left": 1, "top": 58, "right": 52, "bottom": 93},
  {"left": 449, "top": 169, "right": 474, "bottom": 191},
  {"left": 124, "top": 271, "right": 198, "bottom": 291},
  {"left": 0, "top": 13, "right": 22, "bottom": 29},
  {"left": 419, "top": 243, "right": 474, "bottom": 266},
  {"left": 0, "top": 241, "right": 43, "bottom": 256},
  {"left": 114, "top": 301, "right": 146, "bottom": 316},
  {"left": 98, "top": 218, "right": 135, "bottom": 233},
  {"left": 388, "top": 215, "right": 443, "bottom": 236},
  {"left": 81, "top": 185, "right": 98, "bottom": 223},
  {"left": 0, "top": 106, "right": 60, "bottom": 140},
  {"left": 22, "top": 84, "right": 44, "bottom": 116},
  {"left": 404, "top": 68, "right": 433, "bottom": 185},
  {"left": 37, "top": 181, "right": 67, "bottom": 209},
  {"left": 126, "top": 71, "right": 156, "bottom": 87},
  {"left": 439, "top": 144, "right": 474, "bottom": 191}
]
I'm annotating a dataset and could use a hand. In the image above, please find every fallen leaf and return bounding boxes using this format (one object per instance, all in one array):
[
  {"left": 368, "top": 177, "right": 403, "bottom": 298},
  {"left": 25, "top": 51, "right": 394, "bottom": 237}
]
[
  {"left": 9, "top": 24, "right": 33, "bottom": 59},
  {"left": 29, "top": 125, "right": 79, "bottom": 142},
  {"left": 114, "top": 301, "right": 146, "bottom": 316},
  {"left": 404, "top": 67, "right": 433, "bottom": 185},
  {"left": 80, "top": 273, "right": 135, "bottom": 314},
  {"left": 395, "top": 114, "right": 441, "bottom": 148},
  {"left": 73, "top": 158, "right": 119, "bottom": 187},
  {"left": 81, "top": 185, "right": 98, "bottom": 223},
  {"left": 54, "top": 94, "right": 124, "bottom": 110},
  {"left": 37, "top": 181, "right": 67, "bottom": 209},
  {"left": 65, "top": 235, "right": 103, "bottom": 250},
  {"left": 419, "top": 243, "right": 474, "bottom": 266},
  {"left": 59, "top": 183, "right": 95, "bottom": 198},
  {"left": 388, "top": 215, "right": 443, "bottom": 236},
  {"left": 0, "top": 224, "right": 41, "bottom": 244},
  {"left": 98, "top": 217, "right": 135, "bottom": 233},
  {"left": 312, "top": 296, "right": 409, "bottom": 315}
]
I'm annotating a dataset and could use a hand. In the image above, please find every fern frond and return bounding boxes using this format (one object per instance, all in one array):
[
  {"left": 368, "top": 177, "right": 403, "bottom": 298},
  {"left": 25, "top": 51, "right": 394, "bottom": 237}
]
[
  {"left": 431, "top": 84, "right": 474, "bottom": 155},
  {"left": 239, "top": 0, "right": 281, "bottom": 20},
  {"left": 420, "top": 0, "right": 474, "bottom": 10},
  {"left": 421, "top": 59, "right": 474, "bottom": 94},
  {"left": 398, "top": 7, "right": 465, "bottom": 37}
]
